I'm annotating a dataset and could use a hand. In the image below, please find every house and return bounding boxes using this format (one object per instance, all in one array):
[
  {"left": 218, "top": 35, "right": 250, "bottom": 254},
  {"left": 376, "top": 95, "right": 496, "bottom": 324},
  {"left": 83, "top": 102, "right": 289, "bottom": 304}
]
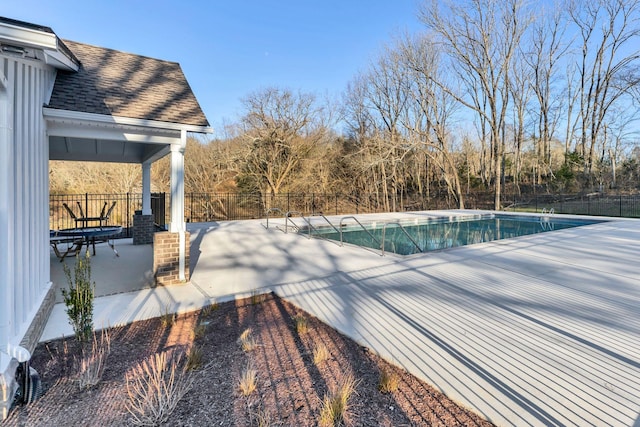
[{"left": 0, "top": 16, "right": 212, "bottom": 418}]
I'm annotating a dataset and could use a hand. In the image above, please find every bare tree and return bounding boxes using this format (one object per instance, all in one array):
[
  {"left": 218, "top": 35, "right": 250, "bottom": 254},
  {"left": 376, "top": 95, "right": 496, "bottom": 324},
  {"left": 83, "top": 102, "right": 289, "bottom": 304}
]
[
  {"left": 238, "top": 87, "right": 327, "bottom": 196},
  {"left": 396, "top": 33, "right": 465, "bottom": 208},
  {"left": 420, "top": 0, "right": 532, "bottom": 209},
  {"left": 525, "top": 5, "right": 569, "bottom": 183},
  {"left": 569, "top": 0, "right": 640, "bottom": 180}
]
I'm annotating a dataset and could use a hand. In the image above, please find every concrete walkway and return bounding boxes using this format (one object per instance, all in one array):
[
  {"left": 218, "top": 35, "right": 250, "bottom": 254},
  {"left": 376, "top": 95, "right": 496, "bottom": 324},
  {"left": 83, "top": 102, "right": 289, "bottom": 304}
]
[{"left": 42, "top": 211, "right": 640, "bottom": 427}]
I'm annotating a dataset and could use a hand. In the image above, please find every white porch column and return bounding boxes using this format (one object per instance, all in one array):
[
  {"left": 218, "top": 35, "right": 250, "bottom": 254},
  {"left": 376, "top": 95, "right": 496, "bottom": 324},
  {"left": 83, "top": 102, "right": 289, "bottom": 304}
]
[
  {"left": 169, "top": 133, "right": 186, "bottom": 233},
  {"left": 169, "top": 130, "right": 187, "bottom": 281},
  {"left": 141, "top": 161, "right": 152, "bottom": 215}
]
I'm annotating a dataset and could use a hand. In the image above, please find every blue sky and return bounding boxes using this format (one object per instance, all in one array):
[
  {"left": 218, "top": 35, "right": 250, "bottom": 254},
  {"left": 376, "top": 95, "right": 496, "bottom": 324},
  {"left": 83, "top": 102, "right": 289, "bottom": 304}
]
[{"left": 3, "top": 1, "right": 423, "bottom": 136}]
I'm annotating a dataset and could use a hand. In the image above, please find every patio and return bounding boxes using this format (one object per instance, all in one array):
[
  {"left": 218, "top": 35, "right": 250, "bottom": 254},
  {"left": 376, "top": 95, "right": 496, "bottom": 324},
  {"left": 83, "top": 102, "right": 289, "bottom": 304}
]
[
  {"left": 49, "top": 238, "right": 154, "bottom": 302},
  {"left": 43, "top": 210, "right": 640, "bottom": 426}
]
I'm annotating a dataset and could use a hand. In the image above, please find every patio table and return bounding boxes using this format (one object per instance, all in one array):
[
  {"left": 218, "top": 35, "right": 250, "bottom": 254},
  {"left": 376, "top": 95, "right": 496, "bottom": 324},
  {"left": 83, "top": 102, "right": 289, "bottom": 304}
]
[{"left": 51, "top": 226, "right": 122, "bottom": 261}]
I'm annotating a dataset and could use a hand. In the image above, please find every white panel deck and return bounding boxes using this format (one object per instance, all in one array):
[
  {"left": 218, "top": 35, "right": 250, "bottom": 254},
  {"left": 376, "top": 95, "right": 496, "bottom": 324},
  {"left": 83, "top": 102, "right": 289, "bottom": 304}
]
[{"left": 42, "top": 211, "right": 640, "bottom": 426}]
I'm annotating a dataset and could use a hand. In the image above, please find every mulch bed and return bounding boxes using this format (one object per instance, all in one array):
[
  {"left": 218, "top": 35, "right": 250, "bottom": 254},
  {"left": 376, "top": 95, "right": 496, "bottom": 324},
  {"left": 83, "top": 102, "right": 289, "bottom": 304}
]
[{"left": 3, "top": 293, "right": 494, "bottom": 426}]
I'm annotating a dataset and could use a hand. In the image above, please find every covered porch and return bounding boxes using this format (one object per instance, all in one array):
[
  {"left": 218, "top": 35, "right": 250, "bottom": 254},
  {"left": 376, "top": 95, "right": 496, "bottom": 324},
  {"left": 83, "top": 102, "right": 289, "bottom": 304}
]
[{"left": 45, "top": 37, "right": 213, "bottom": 286}]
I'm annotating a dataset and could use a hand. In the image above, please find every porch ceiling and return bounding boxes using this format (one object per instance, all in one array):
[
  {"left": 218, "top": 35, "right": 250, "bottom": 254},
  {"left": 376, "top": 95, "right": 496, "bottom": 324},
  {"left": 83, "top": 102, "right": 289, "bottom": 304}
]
[
  {"left": 49, "top": 136, "right": 169, "bottom": 164},
  {"left": 44, "top": 108, "right": 194, "bottom": 164}
]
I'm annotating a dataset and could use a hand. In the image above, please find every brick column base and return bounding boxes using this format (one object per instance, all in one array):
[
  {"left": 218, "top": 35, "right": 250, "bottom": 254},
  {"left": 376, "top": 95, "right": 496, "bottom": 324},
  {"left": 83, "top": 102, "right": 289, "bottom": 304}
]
[
  {"left": 153, "top": 231, "right": 190, "bottom": 286},
  {"left": 133, "top": 214, "right": 154, "bottom": 245}
]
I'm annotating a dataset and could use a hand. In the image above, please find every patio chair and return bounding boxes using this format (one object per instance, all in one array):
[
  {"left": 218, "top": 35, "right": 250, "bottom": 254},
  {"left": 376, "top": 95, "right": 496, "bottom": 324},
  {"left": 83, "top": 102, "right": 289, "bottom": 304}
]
[
  {"left": 49, "top": 229, "right": 83, "bottom": 261},
  {"left": 101, "top": 201, "right": 117, "bottom": 226},
  {"left": 98, "top": 201, "right": 108, "bottom": 219},
  {"left": 76, "top": 201, "right": 85, "bottom": 219},
  {"left": 62, "top": 203, "right": 79, "bottom": 226}
]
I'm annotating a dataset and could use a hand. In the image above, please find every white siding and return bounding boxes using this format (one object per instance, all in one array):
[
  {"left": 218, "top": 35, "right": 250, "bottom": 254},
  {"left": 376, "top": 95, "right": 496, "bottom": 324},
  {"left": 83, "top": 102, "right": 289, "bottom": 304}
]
[{"left": 0, "top": 55, "right": 54, "bottom": 373}]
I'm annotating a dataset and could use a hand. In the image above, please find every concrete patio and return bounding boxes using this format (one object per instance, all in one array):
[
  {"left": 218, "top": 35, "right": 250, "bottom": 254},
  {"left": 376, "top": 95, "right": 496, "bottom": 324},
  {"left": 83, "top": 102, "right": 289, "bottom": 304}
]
[{"left": 43, "top": 210, "right": 640, "bottom": 427}]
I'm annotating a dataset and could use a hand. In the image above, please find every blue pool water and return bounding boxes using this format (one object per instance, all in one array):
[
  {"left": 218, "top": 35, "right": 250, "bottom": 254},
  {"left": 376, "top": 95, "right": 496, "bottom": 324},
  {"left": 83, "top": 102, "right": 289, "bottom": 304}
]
[{"left": 310, "top": 214, "right": 602, "bottom": 255}]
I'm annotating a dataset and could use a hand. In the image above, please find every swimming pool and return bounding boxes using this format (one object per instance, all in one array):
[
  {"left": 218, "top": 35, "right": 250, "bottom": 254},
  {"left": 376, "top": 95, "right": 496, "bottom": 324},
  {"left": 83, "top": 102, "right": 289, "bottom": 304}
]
[{"left": 308, "top": 214, "right": 603, "bottom": 255}]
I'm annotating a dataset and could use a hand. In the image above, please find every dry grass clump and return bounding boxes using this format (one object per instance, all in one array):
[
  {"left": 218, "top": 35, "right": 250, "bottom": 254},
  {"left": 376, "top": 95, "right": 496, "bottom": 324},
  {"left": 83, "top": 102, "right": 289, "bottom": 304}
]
[
  {"left": 160, "top": 304, "right": 176, "bottom": 328},
  {"left": 378, "top": 367, "right": 400, "bottom": 393},
  {"left": 312, "top": 342, "right": 330, "bottom": 365},
  {"left": 251, "top": 292, "right": 267, "bottom": 305},
  {"left": 318, "top": 372, "right": 358, "bottom": 427},
  {"left": 185, "top": 346, "right": 203, "bottom": 371},
  {"left": 238, "top": 363, "right": 257, "bottom": 396},
  {"left": 239, "top": 328, "right": 258, "bottom": 352},
  {"left": 253, "top": 409, "right": 272, "bottom": 427},
  {"left": 125, "top": 351, "right": 194, "bottom": 426},
  {"left": 76, "top": 329, "right": 111, "bottom": 389},
  {"left": 293, "top": 315, "right": 308, "bottom": 334},
  {"left": 201, "top": 301, "right": 219, "bottom": 316},
  {"left": 192, "top": 324, "right": 207, "bottom": 340}
]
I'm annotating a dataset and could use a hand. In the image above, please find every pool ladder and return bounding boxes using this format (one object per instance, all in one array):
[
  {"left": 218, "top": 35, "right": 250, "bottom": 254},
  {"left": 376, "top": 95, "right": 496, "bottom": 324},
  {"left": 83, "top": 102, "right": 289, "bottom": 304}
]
[
  {"left": 265, "top": 208, "right": 423, "bottom": 256},
  {"left": 540, "top": 208, "right": 555, "bottom": 230},
  {"left": 264, "top": 209, "right": 340, "bottom": 238}
]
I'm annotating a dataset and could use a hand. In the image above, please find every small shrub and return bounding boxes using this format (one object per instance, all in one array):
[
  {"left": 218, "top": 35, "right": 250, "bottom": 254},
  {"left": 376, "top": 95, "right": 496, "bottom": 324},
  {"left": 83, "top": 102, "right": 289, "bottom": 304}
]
[
  {"left": 62, "top": 251, "right": 95, "bottom": 342},
  {"left": 239, "top": 328, "right": 258, "bottom": 352},
  {"left": 185, "top": 346, "right": 203, "bottom": 371},
  {"left": 238, "top": 363, "right": 257, "bottom": 396},
  {"left": 125, "top": 351, "right": 194, "bottom": 426},
  {"left": 293, "top": 315, "right": 308, "bottom": 334},
  {"left": 313, "top": 343, "right": 330, "bottom": 365},
  {"left": 378, "top": 368, "right": 399, "bottom": 393},
  {"left": 192, "top": 324, "right": 207, "bottom": 340},
  {"left": 318, "top": 373, "right": 358, "bottom": 427},
  {"left": 77, "top": 329, "right": 111, "bottom": 389},
  {"left": 160, "top": 304, "right": 176, "bottom": 328}
]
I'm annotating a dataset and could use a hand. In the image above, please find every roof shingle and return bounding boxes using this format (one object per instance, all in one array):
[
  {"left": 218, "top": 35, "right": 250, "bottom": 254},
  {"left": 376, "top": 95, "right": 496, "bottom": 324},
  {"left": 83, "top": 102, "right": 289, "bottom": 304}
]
[{"left": 48, "top": 40, "right": 210, "bottom": 128}]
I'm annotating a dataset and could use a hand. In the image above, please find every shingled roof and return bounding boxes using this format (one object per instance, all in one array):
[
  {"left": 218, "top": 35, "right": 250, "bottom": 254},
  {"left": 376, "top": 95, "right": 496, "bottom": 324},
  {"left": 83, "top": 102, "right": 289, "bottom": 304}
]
[{"left": 48, "top": 40, "right": 209, "bottom": 128}]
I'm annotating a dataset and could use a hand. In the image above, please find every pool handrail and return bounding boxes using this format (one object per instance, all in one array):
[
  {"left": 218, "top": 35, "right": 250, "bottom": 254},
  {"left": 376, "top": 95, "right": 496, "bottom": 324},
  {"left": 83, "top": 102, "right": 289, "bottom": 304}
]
[
  {"left": 339, "top": 216, "right": 381, "bottom": 249},
  {"left": 264, "top": 207, "right": 284, "bottom": 229},
  {"left": 381, "top": 221, "right": 423, "bottom": 256},
  {"left": 284, "top": 211, "right": 304, "bottom": 234},
  {"left": 312, "top": 213, "right": 341, "bottom": 235}
]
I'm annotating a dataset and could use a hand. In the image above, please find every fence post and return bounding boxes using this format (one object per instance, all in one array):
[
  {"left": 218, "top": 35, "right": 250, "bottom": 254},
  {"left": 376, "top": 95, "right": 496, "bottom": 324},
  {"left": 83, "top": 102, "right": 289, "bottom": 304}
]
[
  {"left": 335, "top": 194, "right": 338, "bottom": 215},
  {"left": 620, "top": 194, "right": 623, "bottom": 217},
  {"left": 126, "top": 192, "right": 131, "bottom": 237},
  {"left": 85, "top": 193, "right": 89, "bottom": 218}
]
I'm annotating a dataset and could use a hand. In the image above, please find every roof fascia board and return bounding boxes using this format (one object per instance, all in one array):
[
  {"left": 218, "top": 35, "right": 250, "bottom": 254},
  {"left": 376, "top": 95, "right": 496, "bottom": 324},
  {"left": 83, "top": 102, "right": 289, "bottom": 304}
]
[
  {"left": 47, "top": 123, "right": 182, "bottom": 145},
  {"left": 43, "top": 107, "right": 213, "bottom": 134},
  {"left": 0, "top": 22, "right": 57, "bottom": 50},
  {"left": 43, "top": 49, "right": 78, "bottom": 71}
]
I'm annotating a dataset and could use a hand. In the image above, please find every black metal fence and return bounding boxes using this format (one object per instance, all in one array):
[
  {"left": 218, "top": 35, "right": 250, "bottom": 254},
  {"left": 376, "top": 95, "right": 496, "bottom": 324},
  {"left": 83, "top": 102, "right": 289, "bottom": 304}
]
[
  {"left": 49, "top": 193, "right": 166, "bottom": 237},
  {"left": 505, "top": 193, "right": 640, "bottom": 218},
  {"left": 50, "top": 191, "right": 640, "bottom": 235}
]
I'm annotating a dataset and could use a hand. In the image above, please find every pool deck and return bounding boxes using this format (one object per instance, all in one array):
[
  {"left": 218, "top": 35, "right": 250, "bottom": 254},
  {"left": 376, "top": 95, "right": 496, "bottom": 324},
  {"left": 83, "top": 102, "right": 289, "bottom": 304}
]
[{"left": 42, "top": 210, "right": 640, "bottom": 426}]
